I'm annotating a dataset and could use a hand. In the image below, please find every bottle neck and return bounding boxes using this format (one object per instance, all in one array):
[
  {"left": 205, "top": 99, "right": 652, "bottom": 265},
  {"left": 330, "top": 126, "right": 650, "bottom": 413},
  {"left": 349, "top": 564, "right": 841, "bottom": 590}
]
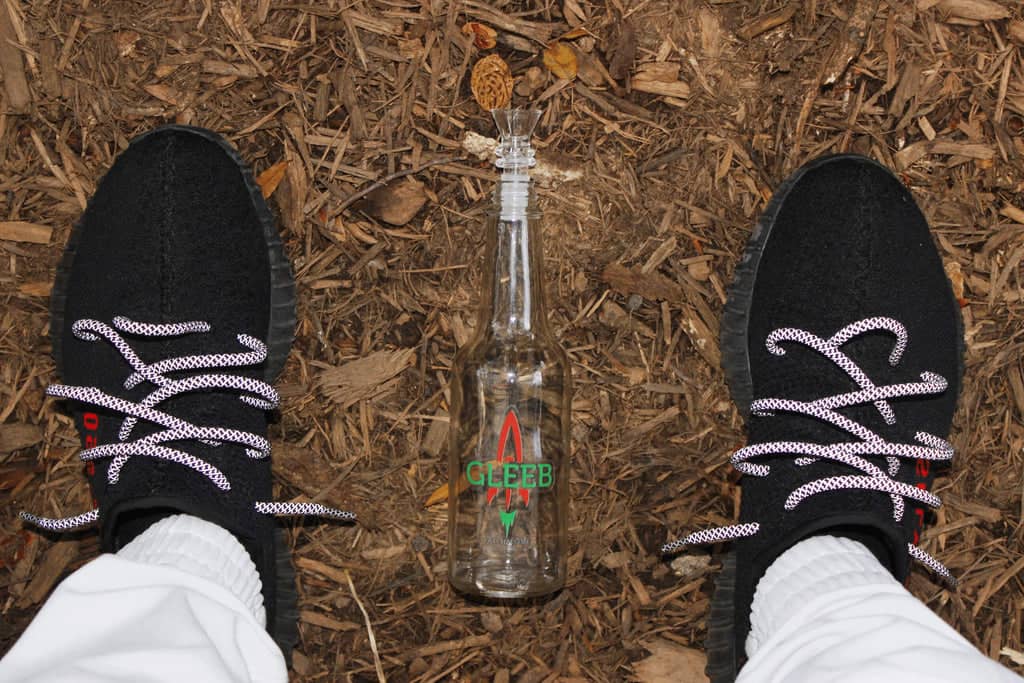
[{"left": 481, "top": 184, "right": 546, "bottom": 338}]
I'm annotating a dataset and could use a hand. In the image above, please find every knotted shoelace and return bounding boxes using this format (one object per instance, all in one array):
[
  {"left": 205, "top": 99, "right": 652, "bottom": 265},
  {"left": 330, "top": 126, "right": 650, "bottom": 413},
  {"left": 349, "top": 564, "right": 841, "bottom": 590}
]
[
  {"left": 661, "top": 317, "right": 955, "bottom": 584},
  {"left": 22, "top": 316, "right": 356, "bottom": 531}
]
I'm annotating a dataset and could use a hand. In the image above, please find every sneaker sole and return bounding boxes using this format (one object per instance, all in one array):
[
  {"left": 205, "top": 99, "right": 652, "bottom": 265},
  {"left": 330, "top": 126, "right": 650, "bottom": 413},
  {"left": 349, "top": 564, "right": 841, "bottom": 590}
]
[
  {"left": 48, "top": 125, "right": 300, "bottom": 662},
  {"left": 711, "top": 154, "right": 966, "bottom": 682}
]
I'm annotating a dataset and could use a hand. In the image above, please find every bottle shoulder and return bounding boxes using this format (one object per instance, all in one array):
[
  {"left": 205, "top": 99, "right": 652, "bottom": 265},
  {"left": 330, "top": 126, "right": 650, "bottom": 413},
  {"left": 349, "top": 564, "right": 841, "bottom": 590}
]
[{"left": 453, "top": 333, "right": 570, "bottom": 370}]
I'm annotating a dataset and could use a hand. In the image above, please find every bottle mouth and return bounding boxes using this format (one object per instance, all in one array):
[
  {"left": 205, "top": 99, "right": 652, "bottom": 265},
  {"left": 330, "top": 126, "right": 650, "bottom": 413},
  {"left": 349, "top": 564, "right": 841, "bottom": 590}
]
[{"left": 493, "top": 109, "right": 541, "bottom": 170}]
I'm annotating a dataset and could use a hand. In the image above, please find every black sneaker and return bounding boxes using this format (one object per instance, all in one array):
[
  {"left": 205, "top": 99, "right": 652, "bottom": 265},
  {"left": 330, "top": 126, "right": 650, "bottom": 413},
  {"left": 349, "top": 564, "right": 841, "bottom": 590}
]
[
  {"left": 23, "top": 125, "right": 354, "bottom": 658},
  {"left": 662, "top": 154, "right": 963, "bottom": 682}
]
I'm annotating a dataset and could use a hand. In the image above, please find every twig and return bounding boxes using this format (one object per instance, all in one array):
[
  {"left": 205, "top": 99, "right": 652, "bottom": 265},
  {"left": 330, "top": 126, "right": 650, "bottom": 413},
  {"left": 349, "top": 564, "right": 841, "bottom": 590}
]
[
  {"left": 346, "top": 569, "right": 386, "bottom": 683},
  {"left": 736, "top": 1, "right": 798, "bottom": 41},
  {"left": 335, "top": 156, "right": 463, "bottom": 216}
]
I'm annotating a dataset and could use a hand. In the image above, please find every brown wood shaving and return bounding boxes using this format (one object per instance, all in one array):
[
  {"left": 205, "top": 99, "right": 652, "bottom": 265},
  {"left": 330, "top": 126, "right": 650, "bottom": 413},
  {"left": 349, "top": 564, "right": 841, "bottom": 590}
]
[
  {"left": 936, "top": 0, "right": 1010, "bottom": 21},
  {"left": 602, "top": 262, "right": 684, "bottom": 303},
  {"left": 632, "top": 62, "right": 691, "bottom": 101},
  {"left": 317, "top": 348, "right": 416, "bottom": 408},
  {"left": 0, "top": 222, "right": 51, "bottom": 244},
  {"left": 736, "top": 1, "right": 798, "bottom": 41},
  {"left": 821, "top": 0, "right": 880, "bottom": 86},
  {"left": 0, "top": 2, "right": 30, "bottom": 112}
]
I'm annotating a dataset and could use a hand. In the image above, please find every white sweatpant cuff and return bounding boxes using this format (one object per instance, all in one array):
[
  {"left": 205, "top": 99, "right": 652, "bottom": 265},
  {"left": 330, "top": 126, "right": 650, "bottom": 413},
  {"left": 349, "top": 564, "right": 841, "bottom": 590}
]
[
  {"left": 117, "top": 514, "right": 266, "bottom": 627},
  {"left": 746, "top": 534, "right": 894, "bottom": 657}
]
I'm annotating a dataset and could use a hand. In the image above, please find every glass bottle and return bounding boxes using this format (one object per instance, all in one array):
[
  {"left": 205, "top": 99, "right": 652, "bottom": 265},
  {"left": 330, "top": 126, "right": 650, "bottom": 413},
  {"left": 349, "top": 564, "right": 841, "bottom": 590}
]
[{"left": 447, "top": 109, "right": 572, "bottom": 599}]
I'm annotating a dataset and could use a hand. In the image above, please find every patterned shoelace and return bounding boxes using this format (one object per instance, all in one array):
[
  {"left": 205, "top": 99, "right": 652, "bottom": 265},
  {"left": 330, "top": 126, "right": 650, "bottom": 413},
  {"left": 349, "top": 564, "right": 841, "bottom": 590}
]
[
  {"left": 661, "top": 317, "right": 956, "bottom": 585},
  {"left": 21, "top": 316, "right": 356, "bottom": 532}
]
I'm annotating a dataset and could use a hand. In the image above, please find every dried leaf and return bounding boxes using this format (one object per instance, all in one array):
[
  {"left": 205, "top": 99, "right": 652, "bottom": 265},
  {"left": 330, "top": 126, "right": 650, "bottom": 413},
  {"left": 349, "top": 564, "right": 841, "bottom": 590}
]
[
  {"left": 631, "top": 639, "right": 709, "bottom": 682},
  {"left": 424, "top": 457, "right": 504, "bottom": 507},
  {"left": 461, "top": 22, "right": 497, "bottom": 50},
  {"left": 361, "top": 177, "right": 428, "bottom": 226},
  {"left": 543, "top": 42, "right": 578, "bottom": 80},
  {"left": 256, "top": 160, "right": 289, "bottom": 199},
  {"left": 471, "top": 54, "right": 513, "bottom": 111},
  {"left": 424, "top": 477, "right": 462, "bottom": 507}
]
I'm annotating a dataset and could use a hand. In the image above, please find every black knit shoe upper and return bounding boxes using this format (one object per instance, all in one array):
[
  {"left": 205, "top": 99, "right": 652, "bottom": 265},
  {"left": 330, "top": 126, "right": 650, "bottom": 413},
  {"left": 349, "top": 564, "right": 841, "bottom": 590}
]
[
  {"left": 25, "top": 125, "right": 353, "bottom": 656},
  {"left": 664, "top": 154, "right": 963, "bottom": 680}
]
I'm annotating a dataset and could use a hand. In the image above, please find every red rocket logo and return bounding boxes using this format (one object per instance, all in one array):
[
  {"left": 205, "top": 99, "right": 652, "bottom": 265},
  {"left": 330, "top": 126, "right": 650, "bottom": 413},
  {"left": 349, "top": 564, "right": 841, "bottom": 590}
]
[{"left": 488, "top": 409, "right": 528, "bottom": 535}]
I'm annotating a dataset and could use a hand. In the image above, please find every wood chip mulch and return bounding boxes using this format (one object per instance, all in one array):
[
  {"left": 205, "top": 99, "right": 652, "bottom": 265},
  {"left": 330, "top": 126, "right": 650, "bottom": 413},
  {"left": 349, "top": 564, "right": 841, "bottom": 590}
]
[{"left": 1, "top": 1, "right": 1023, "bottom": 680}]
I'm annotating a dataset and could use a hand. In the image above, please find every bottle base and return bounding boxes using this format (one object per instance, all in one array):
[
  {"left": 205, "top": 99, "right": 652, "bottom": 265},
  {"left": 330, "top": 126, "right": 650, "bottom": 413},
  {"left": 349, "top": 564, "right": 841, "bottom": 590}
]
[{"left": 449, "top": 565, "right": 563, "bottom": 600}]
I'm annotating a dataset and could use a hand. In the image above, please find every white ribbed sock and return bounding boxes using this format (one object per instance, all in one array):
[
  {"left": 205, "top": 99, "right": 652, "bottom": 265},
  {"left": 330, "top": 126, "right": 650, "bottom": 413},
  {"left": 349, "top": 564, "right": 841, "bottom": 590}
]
[
  {"left": 117, "top": 514, "right": 266, "bottom": 627},
  {"left": 746, "top": 534, "right": 896, "bottom": 658}
]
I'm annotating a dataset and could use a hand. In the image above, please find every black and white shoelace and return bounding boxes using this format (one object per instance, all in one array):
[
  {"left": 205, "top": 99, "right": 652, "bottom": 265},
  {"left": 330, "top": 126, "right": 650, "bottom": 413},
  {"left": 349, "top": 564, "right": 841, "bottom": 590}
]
[
  {"left": 21, "top": 316, "right": 356, "bottom": 532},
  {"left": 661, "top": 317, "right": 955, "bottom": 584}
]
